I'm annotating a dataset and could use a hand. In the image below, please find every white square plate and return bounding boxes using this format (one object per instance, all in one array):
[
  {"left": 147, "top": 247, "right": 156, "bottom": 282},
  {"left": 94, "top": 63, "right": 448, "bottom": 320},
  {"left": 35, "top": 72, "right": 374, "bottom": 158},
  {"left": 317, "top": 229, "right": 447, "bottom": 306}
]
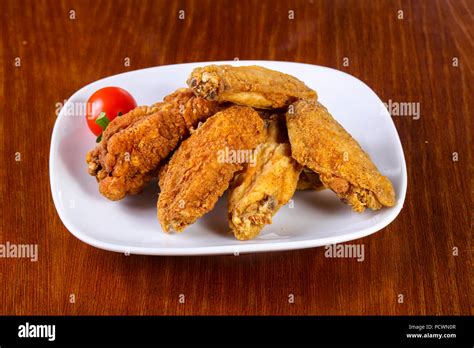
[{"left": 50, "top": 61, "right": 407, "bottom": 255}]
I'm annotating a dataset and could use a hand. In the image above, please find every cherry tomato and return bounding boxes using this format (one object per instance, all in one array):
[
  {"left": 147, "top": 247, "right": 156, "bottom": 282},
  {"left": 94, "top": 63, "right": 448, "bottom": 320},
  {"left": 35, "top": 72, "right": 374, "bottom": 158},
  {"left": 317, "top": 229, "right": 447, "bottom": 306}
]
[{"left": 85, "top": 87, "right": 137, "bottom": 136}]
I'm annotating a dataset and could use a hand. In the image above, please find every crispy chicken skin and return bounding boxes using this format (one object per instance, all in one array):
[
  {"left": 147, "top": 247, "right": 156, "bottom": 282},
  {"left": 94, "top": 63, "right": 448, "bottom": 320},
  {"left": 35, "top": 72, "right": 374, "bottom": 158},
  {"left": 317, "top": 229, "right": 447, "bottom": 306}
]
[
  {"left": 297, "top": 168, "right": 325, "bottom": 191},
  {"left": 86, "top": 88, "right": 220, "bottom": 201},
  {"left": 187, "top": 65, "right": 317, "bottom": 109},
  {"left": 286, "top": 99, "right": 396, "bottom": 212},
  {"left": 157, "top": 106, "right": 265, "bottom": 232},
  {"left": 228, "top": 118, "right": 302, "bottom": 240},
  {"left": 262, "top": 114, "right": 325, "bottom": 192}
]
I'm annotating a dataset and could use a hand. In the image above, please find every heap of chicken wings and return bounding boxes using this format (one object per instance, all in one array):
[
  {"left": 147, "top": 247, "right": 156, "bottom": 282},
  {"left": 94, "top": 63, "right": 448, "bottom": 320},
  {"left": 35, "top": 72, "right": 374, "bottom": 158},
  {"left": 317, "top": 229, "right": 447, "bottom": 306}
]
[{"left": 86, "top": 64, "right": 396, "bottom": 240}]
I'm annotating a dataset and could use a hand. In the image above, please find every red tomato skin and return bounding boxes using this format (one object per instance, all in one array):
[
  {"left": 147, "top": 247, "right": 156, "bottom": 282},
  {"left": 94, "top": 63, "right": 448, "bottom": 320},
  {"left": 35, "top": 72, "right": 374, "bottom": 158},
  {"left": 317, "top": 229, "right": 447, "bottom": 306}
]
[{"left": 86, "top": 87, "right": 137, "bottom": 136}]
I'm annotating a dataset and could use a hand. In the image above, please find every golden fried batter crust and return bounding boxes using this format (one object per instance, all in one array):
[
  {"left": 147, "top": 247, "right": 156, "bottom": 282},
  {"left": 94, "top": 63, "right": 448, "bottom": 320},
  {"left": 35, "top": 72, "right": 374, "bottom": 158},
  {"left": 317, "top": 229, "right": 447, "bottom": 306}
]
[
  {"left": 228, "top": 119, "right": 302, "bottom": 240},
  {"left": 262, "top": 114, "right": 324, "bottom": 192},
  {"left": 187, "top": 65, "right": 317, "bottom": 109},
  {"left": 86, "top": 88, "right": 220, "bottom": 201},
  {"left": 286, "top": 99, "right": 396, "bottom": 212},
  {"left": 157, "top": 106, "right": 265, "bottom": 232}
]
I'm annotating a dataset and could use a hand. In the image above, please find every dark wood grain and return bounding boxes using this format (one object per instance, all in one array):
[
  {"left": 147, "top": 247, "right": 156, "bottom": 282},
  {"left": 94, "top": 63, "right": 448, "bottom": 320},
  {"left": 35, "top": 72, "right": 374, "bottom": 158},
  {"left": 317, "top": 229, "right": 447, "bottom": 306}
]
[{"left": 0, "top": 0, "right": 472, "bottom": 315}]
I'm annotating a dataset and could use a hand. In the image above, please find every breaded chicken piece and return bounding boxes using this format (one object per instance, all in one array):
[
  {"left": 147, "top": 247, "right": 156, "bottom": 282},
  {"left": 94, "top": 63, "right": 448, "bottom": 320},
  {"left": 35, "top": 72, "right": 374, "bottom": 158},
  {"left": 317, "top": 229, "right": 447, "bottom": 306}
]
[
  {"left": 262, "top": 113, "right": 287, "bottom": 143},
  {"left": 228, "top": 118, "right": 302, "bottom": 240},
  {"left": 187, "top": 65, "right": 317, "bottom": 109},
  {"left": 297, "top": 168, "right": 325, "bottom": 191},
  {"left": 261, "top": 114, "right": 325, "bottom": 192},
  {"left": 157, "top": 106, "right": 265, "bottom": 232},
  {"left": 86, "top": 88, "right": 220, "bottom": 201},
  {"left": 286, "top": 99, "right": 396, "bottom": 212}
]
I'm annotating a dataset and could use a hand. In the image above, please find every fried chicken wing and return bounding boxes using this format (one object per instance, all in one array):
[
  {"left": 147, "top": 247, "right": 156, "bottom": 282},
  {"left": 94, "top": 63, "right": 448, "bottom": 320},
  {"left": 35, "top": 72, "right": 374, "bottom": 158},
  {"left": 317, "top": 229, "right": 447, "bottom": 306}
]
[
  {"left": 157, "top": 106, "right": 265, "bottom": 232},
  {"left": 264, "top": 114, "right": 325, "bottom": 191},
  {"left": 228, "top": 118, "right": 302, "bottom": 240},
  {"left": 297, "top": 168, "right": 325, "bottom": 191},
  {"left": 86, "top": 88, "right": 220, "bottom": 201},
  {"left": 286, "top": 99, "right": 396, "bottom": 212},
  {"left": 187, "top": 65, "right": 317, "bottom": 109}
]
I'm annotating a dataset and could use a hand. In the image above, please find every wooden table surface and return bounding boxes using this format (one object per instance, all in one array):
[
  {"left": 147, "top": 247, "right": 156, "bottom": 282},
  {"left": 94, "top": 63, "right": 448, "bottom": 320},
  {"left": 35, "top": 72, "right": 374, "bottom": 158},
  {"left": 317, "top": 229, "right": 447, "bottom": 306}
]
[{"left": 1, "top": 0, "right": 472, "bottom": 315}]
